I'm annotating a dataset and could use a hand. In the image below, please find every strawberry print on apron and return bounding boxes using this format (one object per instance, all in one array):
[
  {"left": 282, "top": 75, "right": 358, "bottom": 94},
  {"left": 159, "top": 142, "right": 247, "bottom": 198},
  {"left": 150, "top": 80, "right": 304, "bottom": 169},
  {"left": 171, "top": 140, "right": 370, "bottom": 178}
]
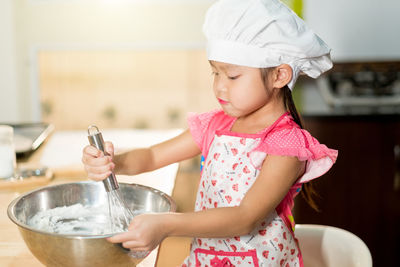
[
  {"left": 182, "top": 131, "right": 301, "bottom": 267},
  {"left": 183, "top": 110, "right": 338, "bottom": 267}
]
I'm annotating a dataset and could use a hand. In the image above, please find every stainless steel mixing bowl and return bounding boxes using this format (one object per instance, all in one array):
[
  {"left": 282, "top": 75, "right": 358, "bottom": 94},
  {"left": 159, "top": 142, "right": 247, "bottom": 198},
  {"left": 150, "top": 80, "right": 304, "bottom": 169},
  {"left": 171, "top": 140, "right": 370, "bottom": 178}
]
[{"left": 7, "top": 181, "right": 176, "bottom": 267}]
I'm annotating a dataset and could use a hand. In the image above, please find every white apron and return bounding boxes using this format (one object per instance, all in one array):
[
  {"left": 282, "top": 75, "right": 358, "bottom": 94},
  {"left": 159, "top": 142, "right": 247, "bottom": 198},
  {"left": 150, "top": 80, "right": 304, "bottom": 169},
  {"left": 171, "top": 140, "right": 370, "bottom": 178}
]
[{"left": 182, "top": 131, "right": 301, "bottom": 267}]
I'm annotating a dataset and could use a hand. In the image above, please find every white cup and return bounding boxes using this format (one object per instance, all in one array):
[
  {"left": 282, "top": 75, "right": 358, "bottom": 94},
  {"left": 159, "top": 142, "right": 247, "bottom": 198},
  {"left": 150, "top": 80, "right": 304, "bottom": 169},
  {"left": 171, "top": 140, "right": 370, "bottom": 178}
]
[{"left": 0, "top": 125, "right": 16, "bottom": 179}]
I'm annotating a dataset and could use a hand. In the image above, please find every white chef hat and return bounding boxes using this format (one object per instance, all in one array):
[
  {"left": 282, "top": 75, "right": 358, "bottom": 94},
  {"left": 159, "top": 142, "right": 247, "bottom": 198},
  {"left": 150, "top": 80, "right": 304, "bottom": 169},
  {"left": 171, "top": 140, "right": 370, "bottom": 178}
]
[{"left": 203, "top": 0, "right": 333, "bottom": 89}]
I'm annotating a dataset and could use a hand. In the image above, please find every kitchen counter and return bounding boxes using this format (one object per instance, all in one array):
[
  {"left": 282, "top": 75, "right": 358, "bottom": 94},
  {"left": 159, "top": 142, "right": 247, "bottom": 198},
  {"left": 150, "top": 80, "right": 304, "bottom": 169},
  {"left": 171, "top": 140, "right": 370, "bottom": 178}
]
[{"left": 0, "top": 128, "right": 183, "bottom": 267}]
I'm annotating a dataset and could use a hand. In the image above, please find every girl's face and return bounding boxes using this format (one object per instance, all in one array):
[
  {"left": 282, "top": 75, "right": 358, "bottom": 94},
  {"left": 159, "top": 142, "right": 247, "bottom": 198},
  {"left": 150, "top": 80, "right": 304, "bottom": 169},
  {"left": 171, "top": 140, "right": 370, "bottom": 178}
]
[{"left": 210, "top": 61, "right": 271, "bottom": 118}]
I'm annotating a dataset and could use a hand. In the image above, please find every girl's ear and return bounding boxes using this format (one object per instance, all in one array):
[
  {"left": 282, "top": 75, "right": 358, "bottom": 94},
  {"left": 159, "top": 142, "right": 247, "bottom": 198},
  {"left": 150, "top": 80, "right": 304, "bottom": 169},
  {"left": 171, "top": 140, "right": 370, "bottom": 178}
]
[{"left": 272, "top": 64, "right": 293, "bottom": 89}]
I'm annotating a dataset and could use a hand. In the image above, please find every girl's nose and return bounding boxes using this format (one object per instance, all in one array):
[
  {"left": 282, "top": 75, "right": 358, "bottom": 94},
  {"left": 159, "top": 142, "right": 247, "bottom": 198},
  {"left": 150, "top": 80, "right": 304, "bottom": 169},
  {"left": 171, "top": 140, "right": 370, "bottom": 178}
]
[{"left": 215, "top": 79, "right": 228, "bottom": 92}]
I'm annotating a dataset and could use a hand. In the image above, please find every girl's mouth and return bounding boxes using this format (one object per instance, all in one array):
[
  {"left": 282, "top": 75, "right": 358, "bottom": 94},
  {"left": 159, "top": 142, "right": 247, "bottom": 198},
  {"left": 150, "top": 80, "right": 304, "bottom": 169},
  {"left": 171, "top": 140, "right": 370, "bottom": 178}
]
[{"left": 218, "top": 98, "right": 228, "bottom": 105}]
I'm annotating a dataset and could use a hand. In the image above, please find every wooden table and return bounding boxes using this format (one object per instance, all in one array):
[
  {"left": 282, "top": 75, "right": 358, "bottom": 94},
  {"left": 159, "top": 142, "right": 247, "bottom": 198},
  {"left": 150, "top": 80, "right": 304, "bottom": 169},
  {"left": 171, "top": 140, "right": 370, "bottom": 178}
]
[{"left": 0, "top": 129, "right": 182, "bottom": 267}]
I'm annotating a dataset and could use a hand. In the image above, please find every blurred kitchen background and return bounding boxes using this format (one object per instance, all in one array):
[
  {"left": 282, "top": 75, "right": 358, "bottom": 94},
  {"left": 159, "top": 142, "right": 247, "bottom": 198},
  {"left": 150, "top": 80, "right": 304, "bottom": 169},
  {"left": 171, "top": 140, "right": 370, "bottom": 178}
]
[
  {"left": 2, "top": 0, "right": 400, "bottom": 127},
  {"left": 1, "top": 0, "right": 400, "bottom": 266}
]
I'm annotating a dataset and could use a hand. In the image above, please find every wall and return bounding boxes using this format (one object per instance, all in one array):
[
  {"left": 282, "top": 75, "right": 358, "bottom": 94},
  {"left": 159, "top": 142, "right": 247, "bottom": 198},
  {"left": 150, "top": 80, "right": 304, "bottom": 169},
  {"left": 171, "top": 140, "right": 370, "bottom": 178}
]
[
  {"left": 3, "top": 0, "right": 214, "bottom": 123},
  {"left": 0, "top": 0, "right": 18, "bottom": 123},
  {"left": 304, "top": 0, "right": 400, "bottom": 62}
]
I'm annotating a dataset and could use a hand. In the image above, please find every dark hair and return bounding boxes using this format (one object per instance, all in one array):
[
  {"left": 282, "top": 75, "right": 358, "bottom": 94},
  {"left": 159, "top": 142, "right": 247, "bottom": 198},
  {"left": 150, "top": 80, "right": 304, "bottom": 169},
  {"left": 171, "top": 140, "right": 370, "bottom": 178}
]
[{"left": 261, "top": 68, "right": 319, "bottom": 211}]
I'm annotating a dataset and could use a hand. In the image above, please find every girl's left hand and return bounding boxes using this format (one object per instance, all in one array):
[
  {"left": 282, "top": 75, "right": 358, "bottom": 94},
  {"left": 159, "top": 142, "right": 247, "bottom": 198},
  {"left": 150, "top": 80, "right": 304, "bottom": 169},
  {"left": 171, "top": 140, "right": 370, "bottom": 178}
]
[{"left": 106, "top": 213, "right": 168, "bottom": 252}]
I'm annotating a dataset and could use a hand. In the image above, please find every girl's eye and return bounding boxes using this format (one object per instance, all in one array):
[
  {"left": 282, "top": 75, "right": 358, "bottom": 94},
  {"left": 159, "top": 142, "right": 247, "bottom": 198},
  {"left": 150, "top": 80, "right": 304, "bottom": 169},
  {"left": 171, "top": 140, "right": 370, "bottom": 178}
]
[{"left": 228, "top": 75, "right": 240, "bottom": 80}]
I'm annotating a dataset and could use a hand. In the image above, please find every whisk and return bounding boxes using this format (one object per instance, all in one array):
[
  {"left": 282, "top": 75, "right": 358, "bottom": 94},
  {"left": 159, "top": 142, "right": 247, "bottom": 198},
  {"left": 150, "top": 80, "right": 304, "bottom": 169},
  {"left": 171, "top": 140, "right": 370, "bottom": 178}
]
[
  {"left": 87, "top": 125, "right": 149, "bottom": 258},
  {"left": 87, "top": 125, "right": 133, "bottom": 233}
]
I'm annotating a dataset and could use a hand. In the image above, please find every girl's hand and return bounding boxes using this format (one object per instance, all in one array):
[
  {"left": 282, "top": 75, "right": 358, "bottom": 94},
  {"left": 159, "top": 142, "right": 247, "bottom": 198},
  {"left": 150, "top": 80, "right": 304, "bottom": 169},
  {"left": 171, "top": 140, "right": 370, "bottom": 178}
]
[
  {"left": 107, "top": 213, "right": 168, "bottom": 252},
  {"left": 81, "top": 141, "right": 115, "bottom": 181}
]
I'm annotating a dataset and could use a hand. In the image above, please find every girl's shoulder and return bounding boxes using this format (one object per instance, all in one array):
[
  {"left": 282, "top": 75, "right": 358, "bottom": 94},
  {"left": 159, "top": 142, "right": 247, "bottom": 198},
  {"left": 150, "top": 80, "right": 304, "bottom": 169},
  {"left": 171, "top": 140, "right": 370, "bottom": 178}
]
[
  {"left": 187, "top": 109, "right": 234, "bottom": 152},
  {"left": 252, "top": 114, "right": 338, "bottom": 183},
  {"left": 187, "top": 109, "right": 234, "bottom": 133},
  {"left": 262, "top": 114, "right": 337, "bottom": 162}
]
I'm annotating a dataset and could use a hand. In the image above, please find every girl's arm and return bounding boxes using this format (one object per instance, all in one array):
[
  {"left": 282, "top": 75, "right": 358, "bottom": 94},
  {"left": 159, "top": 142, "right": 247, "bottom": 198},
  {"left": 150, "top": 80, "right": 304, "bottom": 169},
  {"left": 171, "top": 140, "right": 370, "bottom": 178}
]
[
  {"left": 108, "top": 154, "right": 305, "bottom": 250},
  {"left": 82, "top": 130, "right": 200, "bottom": 180},
  {"left": 167, "top": 155, "right": 305, "bottom": 237},
  {"left": 113, "top": 129, "right": 201, "bottom": 175}
]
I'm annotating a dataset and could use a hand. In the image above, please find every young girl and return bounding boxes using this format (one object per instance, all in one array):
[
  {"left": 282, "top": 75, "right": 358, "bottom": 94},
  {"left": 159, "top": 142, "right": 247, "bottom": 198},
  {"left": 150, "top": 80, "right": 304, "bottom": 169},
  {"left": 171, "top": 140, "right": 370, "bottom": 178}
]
[{"left": 82, "top": 0, "right": 337, "bottom": 266}]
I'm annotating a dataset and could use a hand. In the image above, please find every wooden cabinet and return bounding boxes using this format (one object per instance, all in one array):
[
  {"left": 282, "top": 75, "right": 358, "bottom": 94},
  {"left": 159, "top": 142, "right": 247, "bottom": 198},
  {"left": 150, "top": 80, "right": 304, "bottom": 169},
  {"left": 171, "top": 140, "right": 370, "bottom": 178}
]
[{"left": 293, "top": 115, "right": 400, "bottom": 267}]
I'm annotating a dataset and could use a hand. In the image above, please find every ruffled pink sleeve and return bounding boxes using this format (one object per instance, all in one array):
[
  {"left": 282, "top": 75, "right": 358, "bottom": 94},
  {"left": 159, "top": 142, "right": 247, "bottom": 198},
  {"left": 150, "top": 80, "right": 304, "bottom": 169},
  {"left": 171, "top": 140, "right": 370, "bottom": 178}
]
[
  {"left": 187, "top": 109, "right": 234, "bottom": 155},
  {"left": 250, "top": 124, "right": 338, "bottom": 183}
]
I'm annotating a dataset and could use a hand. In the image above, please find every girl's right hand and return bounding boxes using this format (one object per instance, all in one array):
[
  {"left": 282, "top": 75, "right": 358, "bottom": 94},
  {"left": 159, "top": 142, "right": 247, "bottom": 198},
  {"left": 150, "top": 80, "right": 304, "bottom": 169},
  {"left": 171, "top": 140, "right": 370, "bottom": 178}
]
[{"left": 82, "top": 141, "right": 115, "bottom": 181}]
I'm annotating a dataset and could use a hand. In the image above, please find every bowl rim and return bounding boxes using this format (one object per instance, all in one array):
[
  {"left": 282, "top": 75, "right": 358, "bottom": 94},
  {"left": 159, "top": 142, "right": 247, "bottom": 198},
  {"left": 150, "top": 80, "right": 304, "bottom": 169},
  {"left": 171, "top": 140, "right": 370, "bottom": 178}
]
[{"left": 7, "top": 181, "right": 177, "bottom": 239}]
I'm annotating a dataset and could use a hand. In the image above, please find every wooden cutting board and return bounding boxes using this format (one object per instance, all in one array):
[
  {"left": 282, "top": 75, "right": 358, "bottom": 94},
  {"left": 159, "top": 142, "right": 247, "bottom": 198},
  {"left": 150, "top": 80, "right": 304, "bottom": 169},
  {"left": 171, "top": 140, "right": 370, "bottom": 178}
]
[{"left": 0, "top": 169, "right": 53, "bottom": 190}]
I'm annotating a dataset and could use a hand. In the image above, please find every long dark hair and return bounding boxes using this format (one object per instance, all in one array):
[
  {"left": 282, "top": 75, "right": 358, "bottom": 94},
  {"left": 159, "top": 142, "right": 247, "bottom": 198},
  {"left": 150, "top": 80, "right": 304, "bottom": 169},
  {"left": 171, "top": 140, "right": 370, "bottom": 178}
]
[{"left": 261, "top": 68, "right": 319, "bottom": 211}]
